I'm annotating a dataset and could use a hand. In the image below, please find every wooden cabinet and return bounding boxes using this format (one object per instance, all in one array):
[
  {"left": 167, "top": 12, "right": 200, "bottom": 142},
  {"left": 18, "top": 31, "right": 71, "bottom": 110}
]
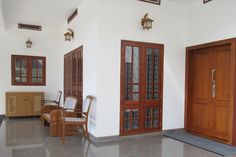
[
  {"left": 6, "top": 92, "right": 44, "bottom": 117},
  {"left": 185, "top": 38, "right": 236, "bottom": 145}
]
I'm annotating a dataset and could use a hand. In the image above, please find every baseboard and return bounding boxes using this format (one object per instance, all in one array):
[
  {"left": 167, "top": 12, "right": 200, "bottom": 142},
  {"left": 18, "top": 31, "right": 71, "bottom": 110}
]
[{"left": 89, "top": 131, "right": 163, "bottom": 144}]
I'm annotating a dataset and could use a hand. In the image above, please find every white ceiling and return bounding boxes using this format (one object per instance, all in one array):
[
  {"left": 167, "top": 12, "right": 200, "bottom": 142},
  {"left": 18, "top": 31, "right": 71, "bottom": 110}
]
[{"left": 2, "top": 0, "right": 84, "bottom": 28}]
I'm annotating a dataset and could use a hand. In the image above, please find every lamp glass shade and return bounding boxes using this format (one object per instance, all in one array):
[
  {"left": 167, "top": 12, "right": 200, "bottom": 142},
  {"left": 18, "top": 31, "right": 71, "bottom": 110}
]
[
  {"left": 64, "top": 32, "right": 72, "bottom": 41},
  {"left": 26, "top": 39, "right": 32, "bottom": 48}
]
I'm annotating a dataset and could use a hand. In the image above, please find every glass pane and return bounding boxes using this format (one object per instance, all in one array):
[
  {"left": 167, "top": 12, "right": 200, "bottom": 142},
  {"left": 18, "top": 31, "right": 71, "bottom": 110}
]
[
  {"left": 153, "top": 118, "right": 158, "bottom": 128},
  {"left": 21, "top": 77, "right": 27, "bottom": 83},
  {"left": 125, "top": 120, "right": 131, "bottom": 130},
  {"left": 145, "top": 119, "right": 152, "bottom": 128},
  {"left": 133, "top": 85, "right": 139, "bottom": 92},
  {"left": 124, "top": 109, "right": 131, "bottom": 120},
  {"left": 132, "top": 109, "right": 139, "bottom": 119},
  {"left": 21, "top": 60, "right": 27, "bottom": 77},
  {"left": 146, "top": 108, "right": 152, "bottom": 117},
  {"left": 124, "top": 46, "right": 140, "bottom": 101},
  {"left": 154, "top": 49, "right": 159, "bottom": 84},
  {"left": 15, "top": 60, "right": 21, "bottom": 76},
  {"left": 153, "top": 108, "right": 159, "bottom": 117},
  {"left": 154, "top": 85, "right": 159, "bottom": 92},
  {"left": 133, "top": 47, "right": 139, "bottom": 84},
  {"left": 32, "top": 59, "right": 43, "bottom": 83},
  {"left": 145, "top": 108, "right": 159, "bottom": 129},
  {"left": 154, "top": 93, "right": 159, "bottom": 100},
  {"left": 15, "top": 77, "right": 20, "bottom": 82},
  {"left": 125, "top": 46, "right": 132, "bottom": 63},
  {"left": 132, "top": 94, "right": 139, "bottom": 101},
  {"left": 132, "top": 109, "right": 139, "bottom": 129},
  {"left": 146, "top": 48, "right": 153, "bottom": 83},
  {"left": 132, "top": 119, "right": 138, "bottom": 129}
]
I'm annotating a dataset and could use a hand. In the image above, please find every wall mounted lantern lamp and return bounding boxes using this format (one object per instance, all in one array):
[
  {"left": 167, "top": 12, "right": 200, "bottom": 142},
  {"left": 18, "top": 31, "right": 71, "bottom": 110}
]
[
  {"left": 26, "top": 38, "right": 32, "bottom": 48},
  {"left": 141, "top": 13, "right": 154, "bottom": 30},
  {"left": 64, "top": 28, "right": 74, "bottom": 41}
]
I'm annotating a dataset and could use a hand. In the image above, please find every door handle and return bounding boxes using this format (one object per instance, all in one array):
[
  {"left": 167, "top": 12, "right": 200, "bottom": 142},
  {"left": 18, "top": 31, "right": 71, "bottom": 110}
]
[
  {"left": 211, "top": 68, "right": 216, "bottom": 84},
  {"left": 211, "top": 68, "right": 216, "bottom": 98}
]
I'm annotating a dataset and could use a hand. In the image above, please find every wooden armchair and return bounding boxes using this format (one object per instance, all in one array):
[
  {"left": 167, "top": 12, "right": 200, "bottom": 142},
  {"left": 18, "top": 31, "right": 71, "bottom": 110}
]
[
  {"left": 41, "top": 96, "right": 77, "bottom": 136},
  {"left": 41, "top": 90, "right": 62, "bottom": 106},
  {"left": 60, "top": 95, "right": 94, "bottom": 144}
]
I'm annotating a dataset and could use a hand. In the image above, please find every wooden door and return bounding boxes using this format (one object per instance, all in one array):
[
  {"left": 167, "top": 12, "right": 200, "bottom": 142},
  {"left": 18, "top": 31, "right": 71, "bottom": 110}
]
[
  {"left": 192, "top": 48, "right": 212, "bottom": 136},
  {"left": 32, "top": 93, "right": 44, "bottom": 115},
  {"left": 20, "top": 93, "right": 32, "bottom": 116},
  {"left": 211, "top": 44, "right": 231, "bottom": 141},
  {"left": 186, "top": 43, "right": 231, "bottom": 142},
  {"left": 64, "top": 46, "right": 83, "bottom": 110},
  {"left": 6, "top": 93, "right": 19, "bottom": 117},
  {"left": 120, "top": 40, "right": 164, "bottom": 135}
]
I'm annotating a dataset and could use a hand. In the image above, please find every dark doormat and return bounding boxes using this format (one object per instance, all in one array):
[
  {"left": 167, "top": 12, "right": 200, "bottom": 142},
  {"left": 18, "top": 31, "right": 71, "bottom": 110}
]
[{"left": 164, "top": 129, "right": 236, "bottom": 156}]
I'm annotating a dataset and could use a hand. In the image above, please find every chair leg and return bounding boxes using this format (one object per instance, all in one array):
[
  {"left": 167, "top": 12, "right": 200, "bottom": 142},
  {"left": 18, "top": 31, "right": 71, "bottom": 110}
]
[
  {"left": 85, "top": 125, "right": 90, "bottom": 142},
  {"left": 41, "top": 116, "right": 45, "bottom": 125},
  {"left": 81, "top": 125, "right": 86, "bottom": 138},
  {"left": 61, "top": 124, "right": 65, "bottom": 144}
]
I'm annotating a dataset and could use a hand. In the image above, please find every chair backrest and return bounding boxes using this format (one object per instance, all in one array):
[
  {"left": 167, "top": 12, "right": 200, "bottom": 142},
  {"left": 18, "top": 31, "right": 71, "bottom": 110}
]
[
  {"left": 64, "top": 96, "right": 78, "bottom": 109},
  {"left": 56, "top": 91, "right": 62, "bottom": 104},
  {"left": 82, "top": 95, "right": 94, "bottom": 118}
]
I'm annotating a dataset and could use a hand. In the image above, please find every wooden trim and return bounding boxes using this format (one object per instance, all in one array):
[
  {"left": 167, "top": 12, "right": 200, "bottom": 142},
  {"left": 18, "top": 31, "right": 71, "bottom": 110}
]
[
  {"left": 67, "top": 9, "right": 78, "bottom": 24},
  {"left": 186, "top": 38, "right": 236, "bottom": 51}
]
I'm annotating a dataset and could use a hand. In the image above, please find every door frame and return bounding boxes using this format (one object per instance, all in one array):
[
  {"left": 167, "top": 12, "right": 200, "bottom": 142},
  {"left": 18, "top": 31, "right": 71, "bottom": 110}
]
[{"left": 120, "top": 40, "right": 164, "bottom": 136}]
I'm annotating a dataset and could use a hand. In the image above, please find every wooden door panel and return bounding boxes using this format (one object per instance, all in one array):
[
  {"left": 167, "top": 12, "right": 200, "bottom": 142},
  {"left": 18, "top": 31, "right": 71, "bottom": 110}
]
[
  {"left": 214, "top": 45, "right": 230, "bottom": 101},
  {"left": 20, "top": 94, "right": 32, "bottom": 116},
  {"left": 33, "top": 95, "right": 42, "bottom": 115},
  {"left": 194, "top": 103, "right": 209, "bottom": 135},
  {"left": 193, "top": 49, "right": 211, "bottom": 134},
  {"left": 6, "top": 95, "right": 18, "bottom": 117},
  {"left": 213, "top": 102, "right": 229, "bottom": 141},
  {"left": 212, "top": 45, "right": 231, "bottom": 140},
  {"left": 194, "top": 51, "right": 211, "bottom": 100}
]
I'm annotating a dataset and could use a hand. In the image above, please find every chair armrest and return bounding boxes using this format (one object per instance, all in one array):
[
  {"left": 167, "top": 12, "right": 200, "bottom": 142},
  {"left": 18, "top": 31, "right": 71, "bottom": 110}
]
[
  {"left": 42, "top": 100, "right": 56, "bottom": 103},
  {"left": 61, "top": 109, "right": 84, "bottom": 118},
  {"left": 41, "top": 105, "right": 62, "bottom": 114},
  {"left": 41, "top": 100, "right": 58, "bottom": 106}
]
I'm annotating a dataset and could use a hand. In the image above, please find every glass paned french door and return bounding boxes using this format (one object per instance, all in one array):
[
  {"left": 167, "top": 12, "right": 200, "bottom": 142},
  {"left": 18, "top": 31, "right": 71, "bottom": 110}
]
[{"left": 120, "top": 40, "right": 164, "bottom": 135}]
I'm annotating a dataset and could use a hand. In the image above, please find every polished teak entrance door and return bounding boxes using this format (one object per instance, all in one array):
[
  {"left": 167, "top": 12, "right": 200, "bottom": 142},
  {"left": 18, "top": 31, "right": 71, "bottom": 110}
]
[
  {"left": 185, "top": 38, "right": 236, "bottom": 145},
  {"left": 120, "top": 40, "right": 164, "bottom": 135}
]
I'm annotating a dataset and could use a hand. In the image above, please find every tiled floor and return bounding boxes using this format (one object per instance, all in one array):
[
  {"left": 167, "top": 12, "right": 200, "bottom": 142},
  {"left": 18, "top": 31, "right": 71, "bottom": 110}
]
[{"left": 0, "top": 118, "right": 231, "bottom": 157}]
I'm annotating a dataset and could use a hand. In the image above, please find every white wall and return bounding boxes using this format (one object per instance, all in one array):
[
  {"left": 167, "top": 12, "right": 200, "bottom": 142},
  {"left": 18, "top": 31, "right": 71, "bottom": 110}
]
[
  {"left": 94, "top": 0, "right": 186, "bottom": 137},
  {"left": 186, "top": 0, "right": 236, "bottom": 46},
  {"left": 0, "top": 0, "right": 5, "bottom": 33},
  {"left": 0, "top": 24, "right": 64, "bottom": 114},
  {"left": 62, "top": 0, "right": 99, "bottom": 136}
]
